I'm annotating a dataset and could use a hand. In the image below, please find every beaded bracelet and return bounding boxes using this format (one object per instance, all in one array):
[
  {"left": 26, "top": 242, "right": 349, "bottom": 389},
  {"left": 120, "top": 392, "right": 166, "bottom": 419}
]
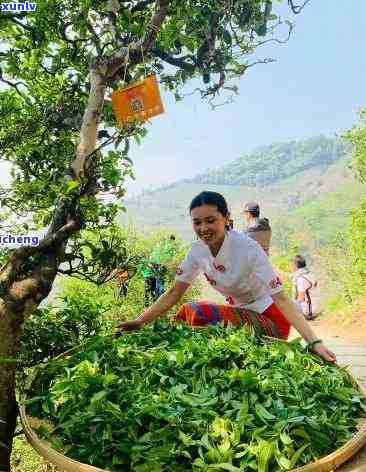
[{"left": 307, "top": 339, "right": 323, "bottom": 352}]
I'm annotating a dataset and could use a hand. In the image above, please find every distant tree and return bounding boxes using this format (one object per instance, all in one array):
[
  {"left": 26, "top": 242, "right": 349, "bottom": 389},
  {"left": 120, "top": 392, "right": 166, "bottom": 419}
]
[
  {"left": 0, "top": 0, "right": 309, "bottom": 466},
  {"left": 344, "top": 108, "right": 366, "bottom": 289}
]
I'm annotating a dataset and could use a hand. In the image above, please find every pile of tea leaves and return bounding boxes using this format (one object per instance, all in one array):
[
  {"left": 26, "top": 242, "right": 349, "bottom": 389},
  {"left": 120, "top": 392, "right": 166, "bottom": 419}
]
[{"left": 25, "top": 321, "right": 366, "bottom": 471}]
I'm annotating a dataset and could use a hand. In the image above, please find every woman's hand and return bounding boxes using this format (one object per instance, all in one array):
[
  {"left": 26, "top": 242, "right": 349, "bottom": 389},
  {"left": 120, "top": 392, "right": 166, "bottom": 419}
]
[
  {"left": 271, "top": 292, "right": 337, "bottom": 363},
  {"left": 115, "top": 319, "right": 143, "bottom": 333},
  {"left": 312, "top": 342, "right": 337, "bottom": 363}
]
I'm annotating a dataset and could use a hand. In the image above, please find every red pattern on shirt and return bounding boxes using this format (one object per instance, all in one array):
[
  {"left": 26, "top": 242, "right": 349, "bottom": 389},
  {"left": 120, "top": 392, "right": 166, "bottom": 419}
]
[
  {"left": 204, "top": 273, "right": 217, "bottom": 286},
  {"left": 213, "top": 263, "right": 226, "bottom": 272},
  {"left": 269, "top": 276, "right": 282, "bottom": 289},
  {"left": 226, "top": 296, "right": 235, "bottom": 305}
]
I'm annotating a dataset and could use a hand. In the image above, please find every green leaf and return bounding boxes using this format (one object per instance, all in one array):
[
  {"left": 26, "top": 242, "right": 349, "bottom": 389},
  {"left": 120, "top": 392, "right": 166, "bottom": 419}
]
[
  {"left": 280, "top": 432, "right": 293, "bottom": 445},
  {"left": 255, "top": 403, "right": 276, "bottom": 422},
  {"left": 90, "top": 390, "right": 108, "bottom": 404},
  {"left": 208, "top": 463, "right": 241, "bottom": 471},
  {"left": 290, "top": 444, "right": 309, "bottom": 468},
  {"left": 65, "top": 180, "right": 79, "bottom": 193}
]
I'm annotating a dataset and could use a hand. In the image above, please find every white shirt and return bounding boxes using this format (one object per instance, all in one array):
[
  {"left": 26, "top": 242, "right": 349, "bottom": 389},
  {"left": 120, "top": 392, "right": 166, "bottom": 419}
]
[
  {"left": 175, "top": 230, "right": 283, "bottom": 313},
  {"left": 292, "top": 268, "right": 320, "bottom": 315}
]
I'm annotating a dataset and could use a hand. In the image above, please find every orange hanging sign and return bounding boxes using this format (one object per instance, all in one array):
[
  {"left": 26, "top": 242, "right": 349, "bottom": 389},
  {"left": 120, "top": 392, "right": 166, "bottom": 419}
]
[{"left": 111, "top": 75, "right": 165, "bottom": 125}]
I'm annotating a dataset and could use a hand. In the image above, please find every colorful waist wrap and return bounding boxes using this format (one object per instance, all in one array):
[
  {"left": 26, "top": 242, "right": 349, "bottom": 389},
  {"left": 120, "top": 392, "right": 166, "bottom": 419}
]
[{"left": 174, "top": 302, "right": 290, "bottom": 340}]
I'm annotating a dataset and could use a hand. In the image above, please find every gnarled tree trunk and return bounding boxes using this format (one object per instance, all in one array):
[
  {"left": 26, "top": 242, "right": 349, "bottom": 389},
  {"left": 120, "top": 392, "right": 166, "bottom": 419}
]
[
  {"left": 0, "top": 248, "right": 66, "bottom": 470},
  {"left": 0, "top": 305, "right": 20, "bottom": 471},
  {"left": 0, "top": 3, "right": 169, "bottom": 468},
  {"left": 0, "top": 75, "right": 104, "bottom": 469}
]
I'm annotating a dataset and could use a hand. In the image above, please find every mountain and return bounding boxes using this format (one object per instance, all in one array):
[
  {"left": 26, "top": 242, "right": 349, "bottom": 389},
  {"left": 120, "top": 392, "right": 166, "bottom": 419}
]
[
  {"left": 187, "top": 136, "right": 348, "bottom": 187},
  {"left": 120, "top": 136, "right": 363, "bottom": 241}
]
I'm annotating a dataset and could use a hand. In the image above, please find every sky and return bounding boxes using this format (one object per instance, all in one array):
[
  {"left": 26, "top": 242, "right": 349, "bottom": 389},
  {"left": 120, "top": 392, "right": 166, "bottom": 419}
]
[
  {"left": 126, "top": 0, "right": 366, "bottom": 195},
  {"left": 1, "top": 1, "right": 365, "bottom": 195}
]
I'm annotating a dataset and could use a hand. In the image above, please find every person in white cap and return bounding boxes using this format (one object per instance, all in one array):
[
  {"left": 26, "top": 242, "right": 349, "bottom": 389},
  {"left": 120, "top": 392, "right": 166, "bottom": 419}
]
[{"left": 243, "top": 201, "right": 272, "bottom": 255}]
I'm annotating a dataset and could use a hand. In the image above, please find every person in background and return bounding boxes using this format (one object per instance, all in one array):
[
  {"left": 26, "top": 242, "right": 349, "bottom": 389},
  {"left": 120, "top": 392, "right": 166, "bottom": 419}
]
[
  {"left": 117, "top": 191, "right": 335, "bottom": 363},
  {"left": 139, "top": 259, "right": 157, "bottom": 306},
  {"left": 291, "top": 255, "right": 320, "bottom": 320},
  {"left": 141, "top": 235, "right": 177, "bottom": 305},
  {"left": 111, "top": 268, "right": 130, "bottom": 298},
  {"left": 242, "top": 201, "right": 272, "bottom": 255}
]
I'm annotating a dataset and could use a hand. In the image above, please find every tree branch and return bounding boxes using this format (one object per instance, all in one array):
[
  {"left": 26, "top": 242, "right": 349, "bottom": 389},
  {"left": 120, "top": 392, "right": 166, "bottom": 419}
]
[
  {"left": 151, "top": 48, "right": 195, "bottom": 72},
  {"left": 4, "top": 17, "right": 35, "bottom": 33},
  {"left": 70, "top": 70, "right": 106, "bottom": 179},
  {"left": 131, "top": 0, "right": 155, "bottom": 13},
  {"left": 255, "top": 21, "right": 294, "bottom": 47},
  {"left": 106, "top": 0, "right": 170, "bottom": 79},
  {"left": 85, "top": 19, "right": 103, "bottom": 55},
  {"left": 0, "top": 220, "right": 80, "bottom": 292},
  {"left": 288, "top": 0, "right": 311, "bottom": 14},
  {"left": 0, "top": 68, "right": 29, "bottom": 102}
]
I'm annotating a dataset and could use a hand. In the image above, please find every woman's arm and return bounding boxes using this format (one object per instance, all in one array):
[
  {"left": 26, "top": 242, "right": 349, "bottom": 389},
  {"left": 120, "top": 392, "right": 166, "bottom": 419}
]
[
  {"left": 116, "top": 281, "right": 190, "bottom": 331},
  {"left": 272, "top": 291, "right": 336, "bottom": 362}
]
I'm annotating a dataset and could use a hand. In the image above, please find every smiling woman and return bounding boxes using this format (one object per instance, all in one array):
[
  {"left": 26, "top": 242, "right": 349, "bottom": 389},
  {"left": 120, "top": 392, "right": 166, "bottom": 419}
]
[{"left": 116, "top": 191, "right": 336, "bottom": 363}]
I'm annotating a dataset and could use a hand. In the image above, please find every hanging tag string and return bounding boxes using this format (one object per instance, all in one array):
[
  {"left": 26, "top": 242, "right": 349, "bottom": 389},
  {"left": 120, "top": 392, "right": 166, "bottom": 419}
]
[
  {"left": 123, "top": 45, "right": 130, "bottom": 83},
  {"left": 141, "top": 45, "right": 147, "bottom": 79}
]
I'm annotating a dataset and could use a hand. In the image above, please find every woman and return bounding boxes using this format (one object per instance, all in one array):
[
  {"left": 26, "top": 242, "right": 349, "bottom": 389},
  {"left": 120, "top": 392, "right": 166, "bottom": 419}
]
[{"left": 117, "top": 191, "right": 336, "bottom": 362}]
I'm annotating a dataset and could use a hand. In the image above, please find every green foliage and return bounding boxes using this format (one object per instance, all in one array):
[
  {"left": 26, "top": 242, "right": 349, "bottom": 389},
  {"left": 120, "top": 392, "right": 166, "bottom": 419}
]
[
  {"left": 65, "top": 224, "right": 144, "bottom": 285},
  {"left": 26, "top": 322, "right": 366, "bottom": 471},
  {"left": 271, "top": 182, "right": 364, "bottom": 252},
  {"left": 18, "top": 227, "right": 200, "bottom": 367},
  {"left": 343, "top": 108, "right": 366, "bottom": 294},
  {"left": 0, "top": 0, "right": 294, "bottom": 234},
  {"left": 265, "top": 165, "right": 366, "bottom": 313},
  {"left": 344, "top": 108, "right": 366, "bottom": 184},
  {"left": 190, "top": 136, "right": 348, "bottom": 186},
  {"left": 18, "top": 280, "right": 116, "bottom": 367},
  {"left": 349, "top": 199, "right": 366, "bottom": 287}
]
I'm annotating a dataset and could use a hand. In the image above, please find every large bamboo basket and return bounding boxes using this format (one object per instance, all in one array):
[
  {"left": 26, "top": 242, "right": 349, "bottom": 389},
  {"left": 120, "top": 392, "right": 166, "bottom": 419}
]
[
  {"left": 19, "top": 331, "right": 366, "bottom": 472},
  {"left": 20, "top": 372, "right": 366, "bottom": 472}
]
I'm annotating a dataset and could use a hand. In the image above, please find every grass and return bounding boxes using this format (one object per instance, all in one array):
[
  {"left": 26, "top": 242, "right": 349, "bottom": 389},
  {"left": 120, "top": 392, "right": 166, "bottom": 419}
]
[{"left": 11, "top": 436, "right": 57, "bottom": 472}]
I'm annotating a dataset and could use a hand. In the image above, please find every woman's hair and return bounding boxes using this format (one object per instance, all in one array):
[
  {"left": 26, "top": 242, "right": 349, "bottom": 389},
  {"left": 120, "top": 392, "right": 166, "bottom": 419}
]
[
  {"left": 293, "top": 255, "right": 307, "bottom": 269},
  {"left": 189, "top": 191, "right": 229, "bottom": 217}
]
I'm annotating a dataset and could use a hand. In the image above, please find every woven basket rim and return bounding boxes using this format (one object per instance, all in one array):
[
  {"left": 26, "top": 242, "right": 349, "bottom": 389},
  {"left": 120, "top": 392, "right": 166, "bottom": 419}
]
[{"left": 20, "top": 369, "right": 366, "bottom": 472}]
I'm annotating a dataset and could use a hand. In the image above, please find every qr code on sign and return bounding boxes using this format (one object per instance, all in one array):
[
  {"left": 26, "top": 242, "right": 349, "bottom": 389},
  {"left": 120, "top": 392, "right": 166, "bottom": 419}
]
[{"left": 131, "top": 97, "right": 144, "bottom": 112}]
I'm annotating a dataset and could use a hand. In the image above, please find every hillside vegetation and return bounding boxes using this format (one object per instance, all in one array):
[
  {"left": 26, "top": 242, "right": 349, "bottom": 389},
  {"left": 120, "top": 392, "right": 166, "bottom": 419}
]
[
  {"left": 121, "top": 136, "right": 362, "bottom": 241},
  {"left": 187, "top": 136, "right": 348, "bottom": 186}
]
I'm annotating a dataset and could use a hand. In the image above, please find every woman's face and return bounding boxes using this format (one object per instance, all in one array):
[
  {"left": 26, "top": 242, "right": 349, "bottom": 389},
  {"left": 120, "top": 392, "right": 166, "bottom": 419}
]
[{"left": 190, "top": 204, "right": 229, "bottom": 248}]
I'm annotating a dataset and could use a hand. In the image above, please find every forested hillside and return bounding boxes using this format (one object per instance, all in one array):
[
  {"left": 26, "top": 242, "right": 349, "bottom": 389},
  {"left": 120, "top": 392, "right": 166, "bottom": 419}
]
[
  {"left": 122, "top": 136, "right": 359, "bottom": 240},
  {"left": 187, "top": 136, "right": 348, "bottom": 186}
]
